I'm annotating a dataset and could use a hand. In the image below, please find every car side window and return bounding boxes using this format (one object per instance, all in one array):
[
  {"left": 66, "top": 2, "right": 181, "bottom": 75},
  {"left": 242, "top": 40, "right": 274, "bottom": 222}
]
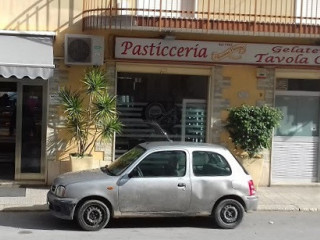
[
  {"left": 132, "top": 151, "right": 186, "bottom": 177},
  {"left": 192, "top": 151, "right": 232, "bottom": 176}
]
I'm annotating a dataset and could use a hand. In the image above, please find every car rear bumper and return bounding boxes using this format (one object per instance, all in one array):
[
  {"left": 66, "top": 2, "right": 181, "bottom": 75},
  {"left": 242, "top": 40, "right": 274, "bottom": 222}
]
[
  {"left": 47, "top": 191, "right": 77, "bottom": 220},
  {"left": 244, "top": 195, "right": 259, "bottom": 211}
]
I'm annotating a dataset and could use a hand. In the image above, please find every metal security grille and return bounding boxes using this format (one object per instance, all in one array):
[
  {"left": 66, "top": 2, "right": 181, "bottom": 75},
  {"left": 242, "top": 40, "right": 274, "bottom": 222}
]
[{"left": 272, "top": 140, "right": 319, "bottom": 183}]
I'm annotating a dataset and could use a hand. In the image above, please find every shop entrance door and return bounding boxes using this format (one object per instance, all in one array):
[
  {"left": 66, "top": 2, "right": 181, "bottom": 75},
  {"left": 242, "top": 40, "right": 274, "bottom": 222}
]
[
  {"left": 273, "top": 92, "right": 320, "bottom": 183},
  {"left": 16, "top": 82, "right": 47, "bottom": 181},
  {"left": 0, "top": 80, "right": 47, "bottom": 181}
]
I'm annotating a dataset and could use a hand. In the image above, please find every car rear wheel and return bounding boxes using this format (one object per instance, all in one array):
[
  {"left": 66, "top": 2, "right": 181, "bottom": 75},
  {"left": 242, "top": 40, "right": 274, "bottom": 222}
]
[
  {"left": 76, "top": 200, "right": 110, "bottom": 231},
  {"left": 213, "top": 199, "right": 244, "bottom": 229}
]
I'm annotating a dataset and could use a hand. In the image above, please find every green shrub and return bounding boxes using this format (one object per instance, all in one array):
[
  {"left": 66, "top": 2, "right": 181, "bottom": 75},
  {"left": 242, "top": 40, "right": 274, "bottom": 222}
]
[{"left": 226, "top": 105, "right": 283, "bottom": 158}]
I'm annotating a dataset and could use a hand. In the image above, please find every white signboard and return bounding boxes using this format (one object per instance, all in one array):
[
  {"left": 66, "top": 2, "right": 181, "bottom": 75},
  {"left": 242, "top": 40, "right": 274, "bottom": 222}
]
[{"left": 115, "top": 37, "right": 320, "bottom": 66}]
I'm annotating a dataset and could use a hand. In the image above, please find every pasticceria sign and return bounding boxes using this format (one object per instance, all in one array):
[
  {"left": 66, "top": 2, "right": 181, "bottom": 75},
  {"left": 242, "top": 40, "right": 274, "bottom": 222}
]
[{"left": 115, "top": 37, "right": 320, "bottom": 66}]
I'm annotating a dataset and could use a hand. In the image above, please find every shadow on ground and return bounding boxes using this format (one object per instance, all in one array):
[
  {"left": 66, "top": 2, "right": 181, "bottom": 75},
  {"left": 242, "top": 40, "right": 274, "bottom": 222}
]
[{"left": 0, "top": 211, "right": 217, "bottom": 231}]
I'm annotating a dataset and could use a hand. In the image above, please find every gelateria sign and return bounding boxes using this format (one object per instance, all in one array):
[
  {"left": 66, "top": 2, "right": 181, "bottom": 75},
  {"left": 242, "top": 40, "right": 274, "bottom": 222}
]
[{"left": 115, "top": 37, "right": 320, "bottom": 66}]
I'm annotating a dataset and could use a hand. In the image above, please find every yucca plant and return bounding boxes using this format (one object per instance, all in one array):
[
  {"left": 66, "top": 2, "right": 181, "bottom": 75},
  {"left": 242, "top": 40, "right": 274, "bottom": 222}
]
[{"left": 59, "top": 67, "right": 122, "bottom": 157}]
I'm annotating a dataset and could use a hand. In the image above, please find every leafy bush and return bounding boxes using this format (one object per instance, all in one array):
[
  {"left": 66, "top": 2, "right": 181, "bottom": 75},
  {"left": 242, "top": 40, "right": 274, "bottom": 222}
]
[{"left": 226, "top": 105, "right": 283, "bottom": 158}]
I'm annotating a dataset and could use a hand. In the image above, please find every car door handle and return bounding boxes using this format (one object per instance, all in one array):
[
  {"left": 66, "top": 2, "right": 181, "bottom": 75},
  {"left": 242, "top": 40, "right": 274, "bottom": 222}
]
[{"left": 177, "top": 183, "right": 186, "bottom": 187}]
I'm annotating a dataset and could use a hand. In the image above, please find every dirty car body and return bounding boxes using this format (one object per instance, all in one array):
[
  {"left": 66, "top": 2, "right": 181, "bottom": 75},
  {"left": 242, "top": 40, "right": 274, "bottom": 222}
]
[{"left": 47, "top": 142, "right": 258, "bottom": 231}]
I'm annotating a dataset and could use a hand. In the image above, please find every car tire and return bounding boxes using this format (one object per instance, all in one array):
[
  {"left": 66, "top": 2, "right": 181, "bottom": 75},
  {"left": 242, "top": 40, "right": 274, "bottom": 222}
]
[
  {"left": 76, "top": 200, "right": 111, "bottom": 231},
  {"left": 213, "top": 199, "right": 244, "bottom": 229}
]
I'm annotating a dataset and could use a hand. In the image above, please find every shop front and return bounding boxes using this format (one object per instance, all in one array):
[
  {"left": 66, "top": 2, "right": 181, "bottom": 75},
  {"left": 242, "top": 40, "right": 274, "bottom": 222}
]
[
  {"left": 115, "top": 69, "right": 210, "bottom": 157},
  {"left": 114, "top": 37, "right": 320, "bottom": 185},
  {"left": 272, "top": 70, "right": 320, "bottom": 184},
  {"left": 0, "top": 31, "right": 54, "bottom": 182}
]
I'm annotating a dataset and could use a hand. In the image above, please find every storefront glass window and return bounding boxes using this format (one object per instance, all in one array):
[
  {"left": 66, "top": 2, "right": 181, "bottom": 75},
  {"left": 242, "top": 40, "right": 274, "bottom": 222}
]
[
  {"left": 276, "top": 78, "right": 320, "bottom": 91},
  {"left": 275, "top": 79, "right": 320, "bottom": 137},
  {"left": 116, "top": 73, "right": 208, "bottom": 157},
  {"left": 275, "top": 95, "right": 320, "bottom": 137},
  {"left": 21, "top": 85, "right": 43, "bottom": 173}
]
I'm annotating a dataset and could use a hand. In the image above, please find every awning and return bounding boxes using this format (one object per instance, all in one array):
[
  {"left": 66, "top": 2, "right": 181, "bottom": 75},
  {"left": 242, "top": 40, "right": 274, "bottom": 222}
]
[{"left": 0, "top": 32, "right": 55, "bottom": 79}]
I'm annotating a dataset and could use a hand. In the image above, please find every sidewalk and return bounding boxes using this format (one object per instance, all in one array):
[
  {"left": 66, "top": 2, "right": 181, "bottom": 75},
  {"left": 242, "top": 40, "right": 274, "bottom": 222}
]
[
  {"left": 257, "top": 186, "right": 320, "bottom": 211},
  {"left": 1, "top": 186, "right": 320, "bottom": 212}
]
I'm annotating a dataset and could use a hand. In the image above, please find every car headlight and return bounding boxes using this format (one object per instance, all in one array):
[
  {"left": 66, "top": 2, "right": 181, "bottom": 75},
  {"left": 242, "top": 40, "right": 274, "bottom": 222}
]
[{"left": 55, "top": 185, "right": 66, "bottom": 197}]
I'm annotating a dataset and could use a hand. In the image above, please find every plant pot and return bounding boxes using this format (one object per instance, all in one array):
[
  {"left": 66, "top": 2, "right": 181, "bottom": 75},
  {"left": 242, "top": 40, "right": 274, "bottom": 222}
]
[
  {"left": 239, "top": 157, "right": 264, "bottom": 188},
  {"left": 70, "top": 155, "right": 98, "bottom": 172}
]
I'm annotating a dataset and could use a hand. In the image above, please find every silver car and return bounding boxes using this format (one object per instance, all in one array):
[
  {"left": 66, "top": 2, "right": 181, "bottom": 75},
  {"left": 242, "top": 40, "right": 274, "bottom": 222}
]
[{"left": 47, "top": 142, "right": 258, "bottom": 231}]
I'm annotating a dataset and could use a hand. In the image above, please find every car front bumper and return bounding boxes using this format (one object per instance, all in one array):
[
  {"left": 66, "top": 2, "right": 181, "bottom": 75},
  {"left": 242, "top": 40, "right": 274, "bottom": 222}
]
[{"left": 47, "top": 191, "right": 77, "bottom": 220}]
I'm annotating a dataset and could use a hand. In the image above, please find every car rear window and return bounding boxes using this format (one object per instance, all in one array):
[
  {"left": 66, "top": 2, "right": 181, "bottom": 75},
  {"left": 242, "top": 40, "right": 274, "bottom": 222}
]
[{"left": 192, "top": 151, "right": 232, "bottom": 176}]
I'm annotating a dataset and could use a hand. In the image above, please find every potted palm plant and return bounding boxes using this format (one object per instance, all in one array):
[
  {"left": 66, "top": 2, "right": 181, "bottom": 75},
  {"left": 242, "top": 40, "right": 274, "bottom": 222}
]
[
  {"left": 225, "top": 105, "right": 282, "bottom": 186},
  {"left": 59, "top": 67, "right": 122, "bottom": 172}
]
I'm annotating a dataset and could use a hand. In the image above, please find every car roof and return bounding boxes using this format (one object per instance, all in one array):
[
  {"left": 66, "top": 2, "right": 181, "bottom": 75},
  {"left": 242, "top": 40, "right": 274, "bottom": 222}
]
[{"left": 139, "top": 141, "right": 228, "bottom": 152}]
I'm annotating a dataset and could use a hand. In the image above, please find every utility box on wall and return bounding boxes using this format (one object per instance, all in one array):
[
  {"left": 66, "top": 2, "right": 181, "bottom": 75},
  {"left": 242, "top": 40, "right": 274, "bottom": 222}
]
[
  {"left": 256, "top": 68, "right": 267, "bottom": 78},
  {"left": 64, "top": 34, "right": 104, "bottom": 65}
]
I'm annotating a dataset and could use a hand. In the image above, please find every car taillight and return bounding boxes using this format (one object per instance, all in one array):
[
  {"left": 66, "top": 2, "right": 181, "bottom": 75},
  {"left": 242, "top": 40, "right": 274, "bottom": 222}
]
[{"left": 248, "top": 180, "right": 256, "bottom": 196}]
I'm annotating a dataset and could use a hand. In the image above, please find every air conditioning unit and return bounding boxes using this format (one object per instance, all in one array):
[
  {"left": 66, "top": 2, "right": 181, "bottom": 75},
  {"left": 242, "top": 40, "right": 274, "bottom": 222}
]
[{"left": 64, "top": 34, "right": 104, "bottom": 65}]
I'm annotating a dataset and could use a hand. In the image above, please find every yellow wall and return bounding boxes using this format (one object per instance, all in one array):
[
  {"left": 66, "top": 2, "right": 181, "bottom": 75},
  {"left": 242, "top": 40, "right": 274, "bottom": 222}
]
[
  {"left": 222, "top": 65, "right": 264, "bottom": 107},
  {"left": 0, "top": 0, "right": 84, "bottom": 58},
  {"left": 0, "top": 0, "right": 83, "bottom": 32},
  {"left": 219, "top": 65, "right": 265, "bottom": 154},
  {"left": 0, "top": 0, "right": 107, "bottom": 165}
]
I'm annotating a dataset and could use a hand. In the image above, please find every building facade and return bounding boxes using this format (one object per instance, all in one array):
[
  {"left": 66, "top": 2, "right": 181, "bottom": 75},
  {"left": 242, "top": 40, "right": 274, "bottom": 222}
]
[{"left": 1, "top": 0, "right": 320, "bottom": 185}]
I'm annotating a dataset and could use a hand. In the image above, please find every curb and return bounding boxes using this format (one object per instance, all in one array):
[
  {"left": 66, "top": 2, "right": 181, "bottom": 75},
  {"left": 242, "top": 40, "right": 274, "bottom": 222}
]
[{"left": 258, "top": 205, "right": 320, "bottom": 212}]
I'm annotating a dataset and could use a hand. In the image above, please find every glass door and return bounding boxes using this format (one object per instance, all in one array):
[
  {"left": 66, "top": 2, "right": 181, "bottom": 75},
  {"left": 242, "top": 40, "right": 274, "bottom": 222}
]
[
  {"left": 15, "top": 81, "right": 47, "bottom": 180},
  {"left": 0, "top": 82, "right": 17, "bottom": 181}
]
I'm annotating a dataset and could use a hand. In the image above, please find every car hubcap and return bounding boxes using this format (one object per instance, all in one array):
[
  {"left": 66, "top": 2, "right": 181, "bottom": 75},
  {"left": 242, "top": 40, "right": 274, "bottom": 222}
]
[
  {"left": 84, "top": 206, "right": 103, "bottom": 226},
  {"left": 221, "top": 204, "right": 238, "bottom": 223}
]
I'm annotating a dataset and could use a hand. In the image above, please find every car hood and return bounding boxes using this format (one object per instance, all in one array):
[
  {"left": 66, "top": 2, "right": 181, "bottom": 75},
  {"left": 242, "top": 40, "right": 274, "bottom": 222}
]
[{"left": 53, "top": 168, "right": 113, "bottom": 186}]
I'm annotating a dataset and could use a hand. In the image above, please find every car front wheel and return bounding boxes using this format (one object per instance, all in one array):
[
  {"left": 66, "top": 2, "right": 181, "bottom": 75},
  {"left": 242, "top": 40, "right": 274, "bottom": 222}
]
[
  {"left": 76, "top": 200, "right": 111, "bottom": 231},
  {"left": 213, "top": 199, "right": 244, "bottom": 229}
]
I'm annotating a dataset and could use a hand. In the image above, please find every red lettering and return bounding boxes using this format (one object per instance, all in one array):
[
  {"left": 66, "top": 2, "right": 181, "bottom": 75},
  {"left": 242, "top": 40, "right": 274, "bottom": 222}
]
[
  {"left": 156, "top": 43, "right": 162, "bottom": 56},
  {"left": 149, "top": 43, "right": 156, "bottom": 56},
  {"left": 142, "top": 46, "right": 148, "bottom": 55},
  {"left": 255, "top": 53, "right": 268, "bottom": 62},
  {"left": 169, "top": 47, "right": 177, "bottom": 56},
  {"left": 315, "top": 56, "right": 320, "bottom": 64},
  {"left": 119, "top": 40, "right": 208, "bottom": 59},
  {"left": 286, "top": 57, "right": 294, "bottom": 63},
  {"left": 272, "top": 46, "right": 281, "bottom": 53},
  {"left": 177, "top": 47, "right": 185, "bottom": 57},
  {"left": 161, "top": 46, "right": 169, "bottom": 56},
  {"left": 198, "top": 48, "right": 208, "bottom": 58},
  {"left": 132, "top": 45, "right": 141, "bottom": 55},
  {"left": 185, "top": 47, "right": 193, "bottom": 57},
  {"left": 121, "top": 41, "right": 133, "bottom": 54},
  {"left": 283, "top": 48, "right": 290, "bottom": 53}
]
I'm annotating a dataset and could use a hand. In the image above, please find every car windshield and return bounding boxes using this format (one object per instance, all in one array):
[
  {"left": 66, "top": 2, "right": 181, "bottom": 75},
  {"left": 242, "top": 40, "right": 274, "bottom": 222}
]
[{"left": 106, "top": 146, "right": 146, "bottom": 176}]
